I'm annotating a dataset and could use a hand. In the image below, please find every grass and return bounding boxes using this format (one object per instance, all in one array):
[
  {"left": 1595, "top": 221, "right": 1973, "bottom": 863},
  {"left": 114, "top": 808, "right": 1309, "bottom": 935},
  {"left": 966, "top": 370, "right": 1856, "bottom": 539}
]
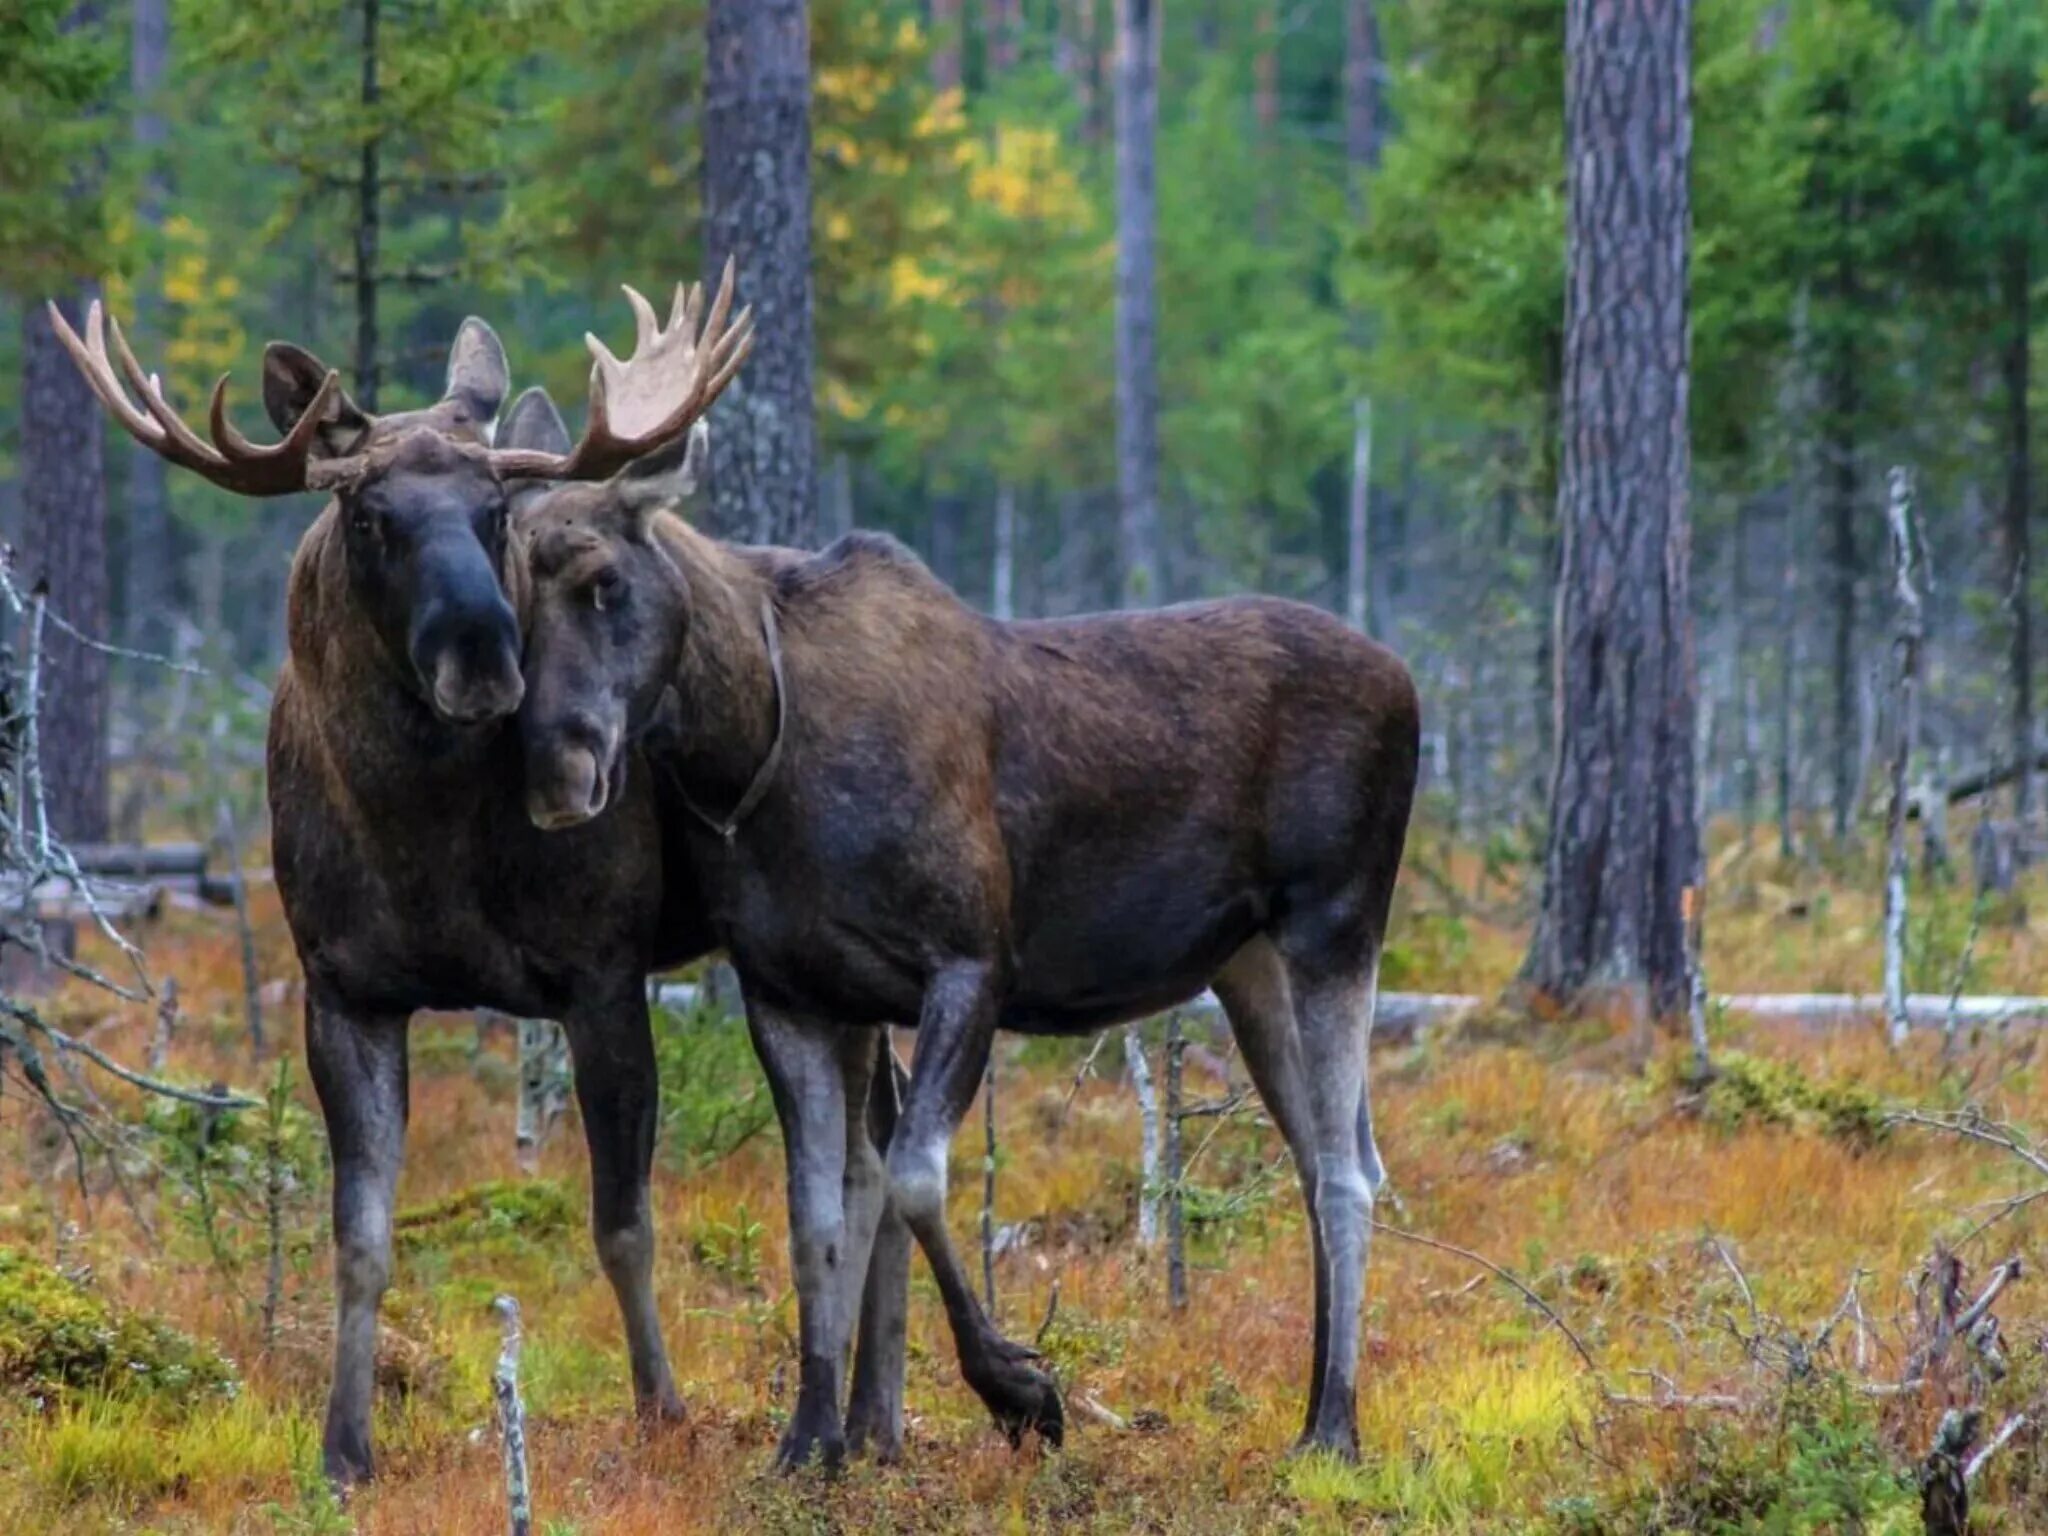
[{"left": 4, "top": 820, "right": 2048, "bottom": 1530}]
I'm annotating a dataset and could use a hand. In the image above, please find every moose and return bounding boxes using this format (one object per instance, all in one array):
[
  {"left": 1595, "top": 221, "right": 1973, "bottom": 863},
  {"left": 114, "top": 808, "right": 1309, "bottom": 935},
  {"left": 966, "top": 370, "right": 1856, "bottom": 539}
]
[
  {"left": 42, "top": 277, "right": 820, "bottom": 1484},
  {"left": 51, "top": 275, "right": 1065, "bottom": 1480},
  {"left": 515, "top": 466, "right": 1421, "bottom": 1462}
]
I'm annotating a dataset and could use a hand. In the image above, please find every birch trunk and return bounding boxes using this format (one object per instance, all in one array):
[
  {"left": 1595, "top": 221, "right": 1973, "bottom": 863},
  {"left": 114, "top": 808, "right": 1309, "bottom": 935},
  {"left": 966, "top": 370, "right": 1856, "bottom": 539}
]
[
  {"left": 1125, "top": 1027, "right": 1159, "bottom": 1246},
  {"left": 1883, "top": 467, "right": 1924, "bottom": 1048}
]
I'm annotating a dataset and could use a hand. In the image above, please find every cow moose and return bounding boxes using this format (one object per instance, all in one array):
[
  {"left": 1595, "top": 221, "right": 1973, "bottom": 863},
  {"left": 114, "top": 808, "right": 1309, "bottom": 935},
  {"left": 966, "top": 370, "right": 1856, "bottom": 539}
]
[
  {"left": 43, "top": 275, "right": 801, "bottom": 1484},
  {"left": 515, "top": 480, "right": 1421, "bottom": 1465}
]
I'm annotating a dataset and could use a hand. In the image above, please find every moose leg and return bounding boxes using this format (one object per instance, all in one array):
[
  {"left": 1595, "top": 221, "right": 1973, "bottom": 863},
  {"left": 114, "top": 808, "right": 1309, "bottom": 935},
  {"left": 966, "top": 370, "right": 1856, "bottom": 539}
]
[
  {"left": 1213, "top": 937, "right": 1335, "bottom": 1452},
  {"left": 304, "top": 988, "right": 409, "bottom": 1486},
  {"left": 846, "top": 1034, "right": 912, "bottom": 1460},
  {"left": 564, "top": 993, "right": 682, "bottom": 1422},
  {"left": 888, "top": 962, "right": 1063, "bottom": 1449},
  {"left": 746, "top": 1000, "right": 877, "bottom": 1470},
  {"left": 1282, "top": 952, "right": 1377, "bottom": 1460}
]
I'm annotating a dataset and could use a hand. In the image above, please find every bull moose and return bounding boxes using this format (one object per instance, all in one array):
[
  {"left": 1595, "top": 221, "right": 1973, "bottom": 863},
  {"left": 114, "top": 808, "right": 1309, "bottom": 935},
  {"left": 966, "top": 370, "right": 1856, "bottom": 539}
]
[
  {"left": 515, "top": 457, "right": 1421, "bottom": 1463},
  {"left": 42, "top": 276, "right": 821, "bottom": 1484}
]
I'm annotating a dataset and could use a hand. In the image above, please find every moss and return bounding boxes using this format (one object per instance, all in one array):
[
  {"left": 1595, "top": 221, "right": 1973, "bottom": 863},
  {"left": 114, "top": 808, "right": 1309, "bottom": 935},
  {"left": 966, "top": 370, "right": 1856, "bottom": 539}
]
[
  {"left": 0, "top": 1246, "right": 237, "bottom": 1409},
  {"left": 1674, "top": 1050, "right": 1890, "bottom": 1147},
  {"left": 393, "top": 1177, "right": 577, "bottom": 1254}
]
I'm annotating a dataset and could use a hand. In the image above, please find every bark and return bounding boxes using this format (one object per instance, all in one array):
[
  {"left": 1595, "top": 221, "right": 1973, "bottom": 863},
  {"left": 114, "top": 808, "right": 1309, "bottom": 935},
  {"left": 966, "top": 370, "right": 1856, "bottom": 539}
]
[
  {"left": 1343, "top": 0, "right": 1378, "bottom": 636},
  {"left": 492, "top": 1297, "right": 532, "bottom": 1536},
  {"left": 21, "top": 293, "right": 111, "bottom": 844},
  {"left": 1114, "top": 0, "right": 1161, "bottom": 606},
  {"left": 1125, "top": 1027, "right": 1159, "bottom": 1246},
  {"left": 125, "top": 0, "right": 173, "bottom": 650},
  {"left": 981, "top": 0, "right": 1019, "bottom": 78},
  {"left": 931, "top": 0, "right": 963, "bottom": 94},
  {"left": 1524, "top": 0, "right": 1696, "bottom": 1020},
  {"left": 1825, "top": 235, "right": 1860, "bottom": 843},
  {"left": 703, "top": 0, "right": 816, "bottom": 546},
  {"left": 355, "top": 0, "right": 380, "bottom": 408},
  {"left": 1882, "top": 468, "right": 1923, "bottom": 1048},
  {"left": 1163, "top": 1010, "right": 1186, "bottom": 1309},
  {"left": 992, "top": 481, "right": 1017, "bottom": 620},
  {"left": 1346, "top": 399, "right": 1373, "bottom": 633},
  {"left": 1057, "top": 0, "right": 1101, "bottom": 141},
  {"left": 2001, "top": 237, "right": 2035, "bottom": 824}
]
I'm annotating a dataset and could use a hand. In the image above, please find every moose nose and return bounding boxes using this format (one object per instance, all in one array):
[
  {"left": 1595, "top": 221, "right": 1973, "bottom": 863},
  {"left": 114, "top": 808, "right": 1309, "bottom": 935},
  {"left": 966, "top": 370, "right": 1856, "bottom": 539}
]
[
  {"left": 411, "top": 593, "right": 524, "bottom": 725},
  {"left": 525, "top": 713, "right": 616, "bottom": 831}
]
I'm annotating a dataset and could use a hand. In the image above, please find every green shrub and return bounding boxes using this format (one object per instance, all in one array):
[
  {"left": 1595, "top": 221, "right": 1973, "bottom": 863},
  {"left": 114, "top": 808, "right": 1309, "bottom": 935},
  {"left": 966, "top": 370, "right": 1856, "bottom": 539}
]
[
  {"left": 1548, "top": 1381, "right": 1916, "bottom": 1534},
  {"left": 1676, "top": 1051, "right": 1889, "bottom": 1147},
  {"left": 0, "top": 1246, "right": 237, "bottom": 1409},
  {"left": 651, "top": 996, "right": 776, "bottom": 1171},
  {"left": 393, "top": 1178, "right": 577, "bottom": 1254}
]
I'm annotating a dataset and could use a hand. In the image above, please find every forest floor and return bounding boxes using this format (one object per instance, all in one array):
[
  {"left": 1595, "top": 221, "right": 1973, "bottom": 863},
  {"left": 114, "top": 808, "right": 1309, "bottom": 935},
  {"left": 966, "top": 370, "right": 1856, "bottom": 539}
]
[{"left": 6, "top": 822, "right": 2048, "bottom": 1533}]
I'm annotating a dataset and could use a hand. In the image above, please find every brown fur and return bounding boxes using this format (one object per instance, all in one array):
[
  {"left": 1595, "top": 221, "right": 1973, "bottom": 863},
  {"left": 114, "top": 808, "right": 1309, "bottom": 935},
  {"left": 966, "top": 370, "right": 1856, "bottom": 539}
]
[
  {"left": 519, "top": 495, "right": 1421, "bottom": 1463},
  {"left": 231, "top": 345, "right": 732, "bottom": 1486}
]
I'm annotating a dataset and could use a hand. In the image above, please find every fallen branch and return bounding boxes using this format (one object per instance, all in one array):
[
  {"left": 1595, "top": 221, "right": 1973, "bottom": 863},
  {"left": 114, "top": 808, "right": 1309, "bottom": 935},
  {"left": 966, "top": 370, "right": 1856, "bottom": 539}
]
[{"left": 1371, "top": 1219, "right": 1603, "bottom": 1381}]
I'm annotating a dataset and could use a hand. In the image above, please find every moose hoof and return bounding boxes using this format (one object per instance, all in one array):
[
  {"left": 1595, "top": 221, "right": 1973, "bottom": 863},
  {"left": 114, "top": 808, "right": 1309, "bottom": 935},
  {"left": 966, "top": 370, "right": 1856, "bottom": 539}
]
[
  {"left": 321, "top": 1430, "right": 375, "bottom": 1491},
  {"left": 845, "top": 1407, "right": 904, "bottom": 1465},
  {"left": 775, "top": 1406, "right": 847, "bottom": 1474},
  {"left": 965, "top": 1334, "right": 1065, "bottom": 1450},
  {"left": 1290, "top": 1427, "right": 1362, "bottom": 1465},
  {"left": 638, "top": 1385, "right": 688, "bottom": 1426}
]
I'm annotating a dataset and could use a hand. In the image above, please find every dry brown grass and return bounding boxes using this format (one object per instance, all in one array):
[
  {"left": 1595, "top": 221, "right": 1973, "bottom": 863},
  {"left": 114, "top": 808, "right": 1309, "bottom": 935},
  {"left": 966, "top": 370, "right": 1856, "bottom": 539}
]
[{"left": 5, "top": 834, "right": 2048, "bottom": 1532}]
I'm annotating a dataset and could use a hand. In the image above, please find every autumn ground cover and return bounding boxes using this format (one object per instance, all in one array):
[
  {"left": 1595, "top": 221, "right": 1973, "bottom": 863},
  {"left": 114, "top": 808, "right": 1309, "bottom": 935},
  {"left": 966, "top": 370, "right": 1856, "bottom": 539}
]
[{"left": 5, "top": 820, "right": 2048, "bottom": 1533}]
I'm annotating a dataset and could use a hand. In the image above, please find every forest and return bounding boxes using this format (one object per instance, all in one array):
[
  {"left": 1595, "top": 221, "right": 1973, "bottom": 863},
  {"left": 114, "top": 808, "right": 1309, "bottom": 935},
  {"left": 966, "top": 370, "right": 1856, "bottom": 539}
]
[{"left": 2, "top": 0, "right": 2048, "bottom": 1532}]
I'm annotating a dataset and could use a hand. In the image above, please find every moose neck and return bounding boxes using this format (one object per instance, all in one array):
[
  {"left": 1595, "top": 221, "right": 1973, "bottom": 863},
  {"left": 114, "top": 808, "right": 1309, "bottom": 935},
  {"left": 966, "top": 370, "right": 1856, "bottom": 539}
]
[{"left": 649, "top": 514, "right": 781, "bottom": 816}]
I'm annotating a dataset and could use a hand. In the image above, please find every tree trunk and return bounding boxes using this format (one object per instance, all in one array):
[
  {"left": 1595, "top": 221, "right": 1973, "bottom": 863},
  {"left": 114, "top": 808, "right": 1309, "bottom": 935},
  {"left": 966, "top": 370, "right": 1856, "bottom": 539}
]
[
  {"left": 22, "top": 294, "right": 112, "bottom": 844},
  {"left": 992, "top": 481, "right": 1017, "bottom": 620},
  {"left": 1344, "top": 0, "right": 1378, "bottom": 636},
  {"left": 1524, "top": 0, "right": 1696, "bottom": 1021},
  {"left": 1825, "top": 232, "right": 1860, "bottom": 843},
  {"left": 125, "top": 0, "right": 173, "bottom": 650},
  {"left": 2002, "top": 237, "right": 2034, "bottom": 825},
  {"left": 355, "top": 0, "right": 380, "bottom": 408},
  {"left": 1882, "top": 467, "right": 1922, "bottom": 1047},
  {"left": 703, "top": 0, "right": 816, "bottom": 547},
  {"left": 932, "top": 0, "right": 963, "bottom": 93},
  {"left": 1114, "top": 0, "right": 1161, "bottom": 607},
  {"left": 982, "top": 0, "right": 1019, "bottom": 78}
]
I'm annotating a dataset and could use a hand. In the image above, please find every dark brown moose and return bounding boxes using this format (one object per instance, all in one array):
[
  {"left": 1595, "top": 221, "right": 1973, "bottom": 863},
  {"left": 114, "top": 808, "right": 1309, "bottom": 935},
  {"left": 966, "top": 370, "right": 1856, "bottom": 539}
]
[
  {"left": 44, "top": 275, "right": 805, "bottom": 1485},
  {"left": 515, "top": 490, "right": 1421, "bottom": 1466}
]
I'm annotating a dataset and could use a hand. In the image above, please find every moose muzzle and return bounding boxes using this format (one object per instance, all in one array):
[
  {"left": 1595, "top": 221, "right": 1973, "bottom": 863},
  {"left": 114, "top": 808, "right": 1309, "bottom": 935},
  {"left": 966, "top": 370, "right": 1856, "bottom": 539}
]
[
  {"left": 523, "top": 710, "right": 625, "bottom": 831},
  {"left": 407, "top": 537, "right": 525, "bottom": 725}
]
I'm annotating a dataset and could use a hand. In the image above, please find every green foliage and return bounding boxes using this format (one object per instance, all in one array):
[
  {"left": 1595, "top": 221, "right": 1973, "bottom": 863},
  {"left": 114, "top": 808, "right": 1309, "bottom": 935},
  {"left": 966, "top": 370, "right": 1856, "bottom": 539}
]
[
  {"left": 0, "top": 0, "right": 117, "bottom": 289},
  {"left": 651, "top": 994, "right": 775, "bottom": 1172},
  {"left": 688, "top": 1201, "right": 766, "bottom": 1291},
  {"left": 1035, "top": 1304, "right": 1128, "bottom": 1380},
  {"left": 1550, "top": 1381, "right": 1915, "bottom": 1534},
  {"left": 392, "top": 1177, "right": 577, "bottom": 1255},
  {"left": 144, "top": 1065, "right": 322, "bottom": 1278},
  {"left": 0, "top": 1245, "right": 237, "bottom": 1409},
  {"left": 1675, "top": 1051, "right": 1889, "bottom": 1148}
]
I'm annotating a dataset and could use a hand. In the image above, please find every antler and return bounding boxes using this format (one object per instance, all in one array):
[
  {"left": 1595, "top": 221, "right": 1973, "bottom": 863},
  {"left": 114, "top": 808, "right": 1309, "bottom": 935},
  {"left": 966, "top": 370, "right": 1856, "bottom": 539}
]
[
  {"left": 46, "top": 299, "right": 349, "bottom": 497},
  {"left": 491, "top": 256, "right": 755, "bottom": 483}
]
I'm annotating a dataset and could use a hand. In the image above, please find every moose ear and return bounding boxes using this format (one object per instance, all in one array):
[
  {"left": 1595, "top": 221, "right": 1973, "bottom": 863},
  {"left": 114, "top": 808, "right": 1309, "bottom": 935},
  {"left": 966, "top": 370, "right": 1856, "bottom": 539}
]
[
  {"left": 499, "top": 386, "right": 572, "bottom": 456},
  {"left": 612, "top": 419, "right": 708, "bottom": 528},
  {"left": 262, "top": 343, "right": 371, "bottom": 457},
  {"left": 499, "top": 387, "right": 573, "bottom": 515},
  {"left": 443, "top": 317, "right": 510, "bottom": 427}
]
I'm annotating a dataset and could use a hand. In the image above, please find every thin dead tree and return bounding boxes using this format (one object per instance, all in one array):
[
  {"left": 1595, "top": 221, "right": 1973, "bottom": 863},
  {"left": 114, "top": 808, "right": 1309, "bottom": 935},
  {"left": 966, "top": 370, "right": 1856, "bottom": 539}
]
[
  {"left": 0, "top": 552, "right": 251, "bottom": 1182},
  {"left": 1163, "top": 1010, "right": 1187, "bottom": 1308},
  {"left": 1126, "top": 1026, "right": 1160, "bottom": 1246},
  {"left": 492, "top": 1294, "right": 533, "bottom": 1536},
  {"left": 1883, "top": 466, "right": 1924, "bottom": 1048}
]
